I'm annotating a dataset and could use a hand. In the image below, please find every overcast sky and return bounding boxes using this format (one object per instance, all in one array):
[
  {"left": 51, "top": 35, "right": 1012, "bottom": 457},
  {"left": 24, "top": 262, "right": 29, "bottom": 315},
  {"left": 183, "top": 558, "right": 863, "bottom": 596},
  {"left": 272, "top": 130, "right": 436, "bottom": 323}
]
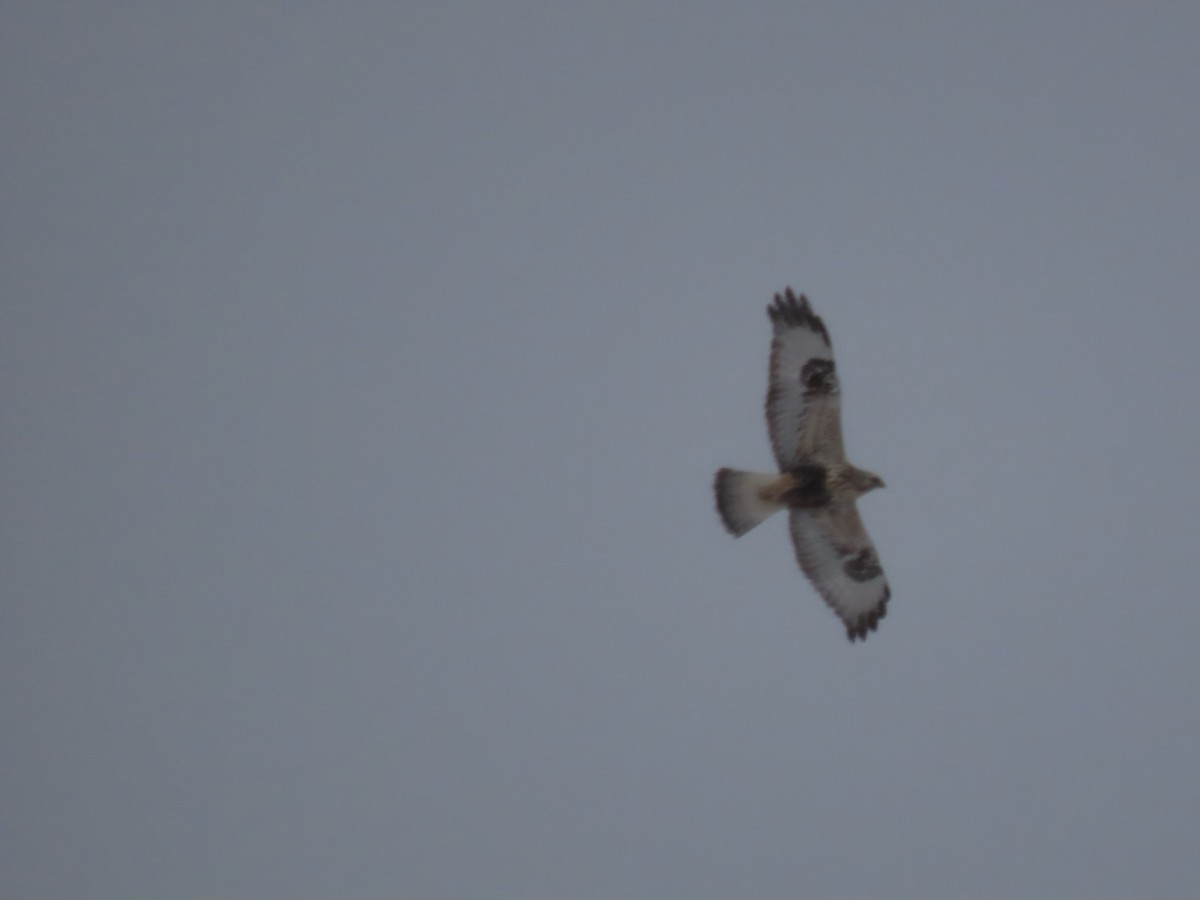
[{"left": 4, "top": 3, "right": 1200, "bottom": 898}]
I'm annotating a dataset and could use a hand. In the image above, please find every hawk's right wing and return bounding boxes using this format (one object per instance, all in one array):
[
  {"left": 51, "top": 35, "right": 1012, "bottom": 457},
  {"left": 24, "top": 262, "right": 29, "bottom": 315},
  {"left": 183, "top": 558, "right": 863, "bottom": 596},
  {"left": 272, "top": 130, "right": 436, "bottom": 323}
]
[{"left": 765, "top": 289, "right": 845, "bottom": 469}]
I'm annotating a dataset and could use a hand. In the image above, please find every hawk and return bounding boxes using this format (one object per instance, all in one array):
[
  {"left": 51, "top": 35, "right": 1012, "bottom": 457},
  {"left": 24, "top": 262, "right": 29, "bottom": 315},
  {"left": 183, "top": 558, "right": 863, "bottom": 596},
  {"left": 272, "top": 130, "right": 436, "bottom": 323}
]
[{"left": 714, "top": 288, "right": 890, "bottom": 641}]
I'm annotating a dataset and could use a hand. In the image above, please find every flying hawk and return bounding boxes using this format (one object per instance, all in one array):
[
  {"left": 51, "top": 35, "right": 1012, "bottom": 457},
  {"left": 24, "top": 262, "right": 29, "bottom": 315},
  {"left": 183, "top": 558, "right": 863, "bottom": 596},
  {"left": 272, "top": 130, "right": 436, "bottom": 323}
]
[{"left": 714, "top": 288, "right": 890, "bottom": 641}]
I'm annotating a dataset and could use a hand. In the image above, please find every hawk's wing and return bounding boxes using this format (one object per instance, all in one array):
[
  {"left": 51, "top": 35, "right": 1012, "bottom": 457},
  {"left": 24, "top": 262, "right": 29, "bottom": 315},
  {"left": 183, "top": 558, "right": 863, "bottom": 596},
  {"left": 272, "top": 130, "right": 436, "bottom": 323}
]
[
  {"left": 788, "top": 504, "right": 889, "bottom": 642},
  {"left": 765, "top": 289, "right": 844, "bottom": 469}
]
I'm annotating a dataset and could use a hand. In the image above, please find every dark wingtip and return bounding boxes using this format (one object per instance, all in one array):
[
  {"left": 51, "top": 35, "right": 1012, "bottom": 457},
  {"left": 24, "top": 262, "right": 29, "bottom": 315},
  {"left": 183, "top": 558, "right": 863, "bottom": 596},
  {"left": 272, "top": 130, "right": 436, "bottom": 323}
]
[
  {"left": 767, "top": 286, "right": 807, "bottom": 318},
  {"left": 844, "top": 585, "right": 891, "bottom": 643},
  {"left": 767, "top": 288, "right": 829, "bottom": 344}
]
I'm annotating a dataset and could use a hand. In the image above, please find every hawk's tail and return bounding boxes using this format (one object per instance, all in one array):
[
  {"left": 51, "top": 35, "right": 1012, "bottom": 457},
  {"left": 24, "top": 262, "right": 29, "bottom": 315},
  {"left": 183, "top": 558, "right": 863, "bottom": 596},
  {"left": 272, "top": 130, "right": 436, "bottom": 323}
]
[{"left": 714, "top": 468, "right": 786, "bottom": 537}]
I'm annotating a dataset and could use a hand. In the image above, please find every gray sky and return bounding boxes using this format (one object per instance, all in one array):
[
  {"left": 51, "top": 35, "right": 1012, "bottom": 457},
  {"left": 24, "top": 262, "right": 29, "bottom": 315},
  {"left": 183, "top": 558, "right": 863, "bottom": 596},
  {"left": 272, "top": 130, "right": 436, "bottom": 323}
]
[{"left": 4, "top": 3, "right": 1200, "bottom": 898}]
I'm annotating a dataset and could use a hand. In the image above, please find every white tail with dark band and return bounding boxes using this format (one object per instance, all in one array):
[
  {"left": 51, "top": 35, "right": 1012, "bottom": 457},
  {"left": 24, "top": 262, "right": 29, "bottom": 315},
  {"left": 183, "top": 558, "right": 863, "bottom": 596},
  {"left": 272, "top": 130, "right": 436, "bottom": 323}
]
[{"left": 713, "top": 468, "right": 785, "bottom": 537}]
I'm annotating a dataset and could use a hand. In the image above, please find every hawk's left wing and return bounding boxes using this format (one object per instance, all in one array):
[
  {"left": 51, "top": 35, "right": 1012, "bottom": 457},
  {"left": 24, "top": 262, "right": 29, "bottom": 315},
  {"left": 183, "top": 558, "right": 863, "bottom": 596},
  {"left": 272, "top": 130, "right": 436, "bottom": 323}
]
[
  {"left": 788, "top": 504, "right": 890, "bottom": 641},
  {"left": 765, "top": 289, "right": 845, "bottom": 469}
]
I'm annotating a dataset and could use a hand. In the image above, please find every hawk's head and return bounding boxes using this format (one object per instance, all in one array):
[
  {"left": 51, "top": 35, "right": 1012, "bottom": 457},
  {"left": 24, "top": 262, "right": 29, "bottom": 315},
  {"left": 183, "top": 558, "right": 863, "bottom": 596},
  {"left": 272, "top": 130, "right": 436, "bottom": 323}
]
[{"left": 845, "top": 467, "right": 886, "bottom": 496}]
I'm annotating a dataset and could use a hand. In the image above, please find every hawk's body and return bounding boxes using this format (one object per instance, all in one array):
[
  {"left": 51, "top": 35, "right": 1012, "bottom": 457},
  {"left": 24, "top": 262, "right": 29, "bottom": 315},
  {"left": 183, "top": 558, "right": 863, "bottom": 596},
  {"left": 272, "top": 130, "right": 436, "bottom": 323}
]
[{"left": 714, "top": 289, "right": 890, "bottom": 642}]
